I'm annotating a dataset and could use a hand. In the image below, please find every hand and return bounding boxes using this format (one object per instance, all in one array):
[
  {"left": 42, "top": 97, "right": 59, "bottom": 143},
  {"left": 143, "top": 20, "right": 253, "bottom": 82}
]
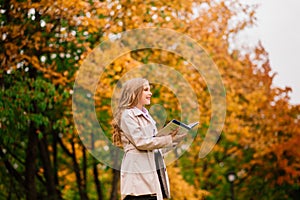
[
  {"left": 172, "top": 132, "right": 187, "bottom": 144},
  {"left": 170, "top": 128, "right": 179, "bottom": 138},
  {"left": 170, "top": 128, "right": 187, "bottom": 143}
]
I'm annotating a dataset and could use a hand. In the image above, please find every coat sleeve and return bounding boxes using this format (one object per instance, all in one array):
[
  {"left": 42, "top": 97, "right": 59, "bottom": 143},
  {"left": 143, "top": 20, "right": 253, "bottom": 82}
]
[{"left": 120, "top": 110, "right": 172, "bottom": 151}]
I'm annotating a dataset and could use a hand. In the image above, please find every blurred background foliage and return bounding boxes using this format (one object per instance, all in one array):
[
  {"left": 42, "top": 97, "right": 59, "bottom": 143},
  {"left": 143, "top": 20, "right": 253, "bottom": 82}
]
[{"left": 1, "top": 0, "right": 300, "bottom": 199}]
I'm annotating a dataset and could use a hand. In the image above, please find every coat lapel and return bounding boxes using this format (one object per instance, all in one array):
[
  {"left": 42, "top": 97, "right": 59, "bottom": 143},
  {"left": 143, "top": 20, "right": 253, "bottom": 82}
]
[{"left": 132, "top": 107, "right": 156, "bottom": 126}]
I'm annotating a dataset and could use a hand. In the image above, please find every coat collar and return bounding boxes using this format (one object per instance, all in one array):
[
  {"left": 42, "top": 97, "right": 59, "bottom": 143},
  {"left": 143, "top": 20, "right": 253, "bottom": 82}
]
[
  {"left": 132, "top": 106, "right": 148, "bottom": 117},
  {"left": 131, "top": 107, "right": 156, "bottom": 125}
]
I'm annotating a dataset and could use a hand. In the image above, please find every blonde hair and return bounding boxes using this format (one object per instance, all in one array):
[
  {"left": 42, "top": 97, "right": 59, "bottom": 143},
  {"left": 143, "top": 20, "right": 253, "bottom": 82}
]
[{"left": 112, "top": 78, "right": 148, "bottom": 147}]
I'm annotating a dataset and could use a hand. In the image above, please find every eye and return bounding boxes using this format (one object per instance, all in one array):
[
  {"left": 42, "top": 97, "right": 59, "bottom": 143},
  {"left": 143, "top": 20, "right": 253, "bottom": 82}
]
[{"left": 144, "top": 86, "right": 150, "bottom": 91}]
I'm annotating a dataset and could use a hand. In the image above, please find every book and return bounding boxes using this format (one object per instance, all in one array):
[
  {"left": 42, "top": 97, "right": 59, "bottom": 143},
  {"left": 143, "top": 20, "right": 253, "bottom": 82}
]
[{"left": 156, "top": 119, "right": 199, "bottom": 137}]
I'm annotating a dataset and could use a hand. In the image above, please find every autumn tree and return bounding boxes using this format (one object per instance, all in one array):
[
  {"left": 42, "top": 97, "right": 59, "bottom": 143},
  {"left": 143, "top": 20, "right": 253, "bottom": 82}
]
[
  {"left": 1, "top": 0, "right": 299, "bottom": 200},
  {"left": 1, "top": 0, "right": 107, "bottom": 199}
]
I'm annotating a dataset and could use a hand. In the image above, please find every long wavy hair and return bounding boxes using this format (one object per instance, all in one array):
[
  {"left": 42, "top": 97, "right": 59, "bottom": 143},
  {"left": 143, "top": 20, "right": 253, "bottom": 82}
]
[{"left": 112, "top": 78, "right": 148, "bottom": 147}]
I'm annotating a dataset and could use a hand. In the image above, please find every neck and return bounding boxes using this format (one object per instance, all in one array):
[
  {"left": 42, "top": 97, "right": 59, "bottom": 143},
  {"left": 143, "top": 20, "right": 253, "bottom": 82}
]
[{"left": 135, "top": 104, "right": 143, "bottom": 110}]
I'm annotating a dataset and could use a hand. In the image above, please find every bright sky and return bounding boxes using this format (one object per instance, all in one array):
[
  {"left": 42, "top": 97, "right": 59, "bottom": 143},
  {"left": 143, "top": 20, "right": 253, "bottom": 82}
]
[{"left": 239, "top": 0, "right": 300, "bottom": 105}]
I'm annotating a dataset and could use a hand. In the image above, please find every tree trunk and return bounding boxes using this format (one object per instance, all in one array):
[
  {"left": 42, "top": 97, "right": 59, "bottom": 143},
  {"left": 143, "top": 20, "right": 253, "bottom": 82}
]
[
  {"left": 38, "top": 133, "right": 61, "bottom": 199},
  {"left": 110, "top": 168, "right": 120, "bottom": 200},
  {"left": 25, "top": 122, "right": 38, "bottom": 200},
  {"left": 71, "top": 140, "right": 89, "bottom": 200},
  {"left": 91, "top": 132, "right": 103, "bottom": 200},
  {"left": 82, "top": 147, "right": 87, "bottom": 194},
  {"left": 53, "top": 130, "right": 62, "bottom": 197},
  {"left": 0, "top": 147, "right": 25, "bottom": 198},
  {"left": 93, "top": 158, "right": 103, "bottom": 200},
  {"left": 110, "top": 149, "right": 121, "bottom": 200}
]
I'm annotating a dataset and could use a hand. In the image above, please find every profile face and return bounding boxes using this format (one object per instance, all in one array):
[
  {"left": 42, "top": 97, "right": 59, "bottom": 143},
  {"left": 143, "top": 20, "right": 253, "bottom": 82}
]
[{"left": 139, "top": 81, "right": 152, "bottom": 106}]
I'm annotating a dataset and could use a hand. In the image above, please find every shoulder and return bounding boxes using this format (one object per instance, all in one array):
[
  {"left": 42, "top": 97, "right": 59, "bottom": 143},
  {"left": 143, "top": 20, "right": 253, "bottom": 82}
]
[
  {"left": 121, "top": 108, "right": 138, "bottom": 123},
  {"left": 121, "top": 108, "right": 135, "bottom": 118},
  {"left": 122, "top": 107, "right": 144, "bottom": 119},
  {"left": 120, "top": 108, "right": 140, "bottom": 129}
]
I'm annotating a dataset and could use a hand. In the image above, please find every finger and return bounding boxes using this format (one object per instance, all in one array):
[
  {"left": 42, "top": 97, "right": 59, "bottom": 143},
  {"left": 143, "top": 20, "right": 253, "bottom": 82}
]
[{"left": 174, "top": 133, "right": 187, "bottom": 142}]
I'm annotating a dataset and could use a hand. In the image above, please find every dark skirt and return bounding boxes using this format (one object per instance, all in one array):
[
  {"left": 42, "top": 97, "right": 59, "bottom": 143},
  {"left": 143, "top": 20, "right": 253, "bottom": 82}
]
[{"left": 124, "top": 195, "right": 157, "bottom": 200}]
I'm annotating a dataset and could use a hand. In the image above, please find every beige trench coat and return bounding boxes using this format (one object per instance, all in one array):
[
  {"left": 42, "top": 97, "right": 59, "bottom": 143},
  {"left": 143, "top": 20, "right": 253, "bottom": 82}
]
[{"left": 120, "top": 107, "right": 173, "bottom": 200}]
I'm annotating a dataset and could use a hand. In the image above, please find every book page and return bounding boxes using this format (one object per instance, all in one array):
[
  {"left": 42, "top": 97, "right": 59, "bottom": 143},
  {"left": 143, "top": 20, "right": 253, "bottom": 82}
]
[{"left": 156, "top": 119, "right": 198, "bottom": 137}]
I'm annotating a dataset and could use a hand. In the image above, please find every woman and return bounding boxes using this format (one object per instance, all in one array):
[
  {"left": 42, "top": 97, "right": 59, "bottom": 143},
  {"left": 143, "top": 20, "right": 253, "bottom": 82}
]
[{"left": 112, "top": 78, "right": 184, "bottom": 200}]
